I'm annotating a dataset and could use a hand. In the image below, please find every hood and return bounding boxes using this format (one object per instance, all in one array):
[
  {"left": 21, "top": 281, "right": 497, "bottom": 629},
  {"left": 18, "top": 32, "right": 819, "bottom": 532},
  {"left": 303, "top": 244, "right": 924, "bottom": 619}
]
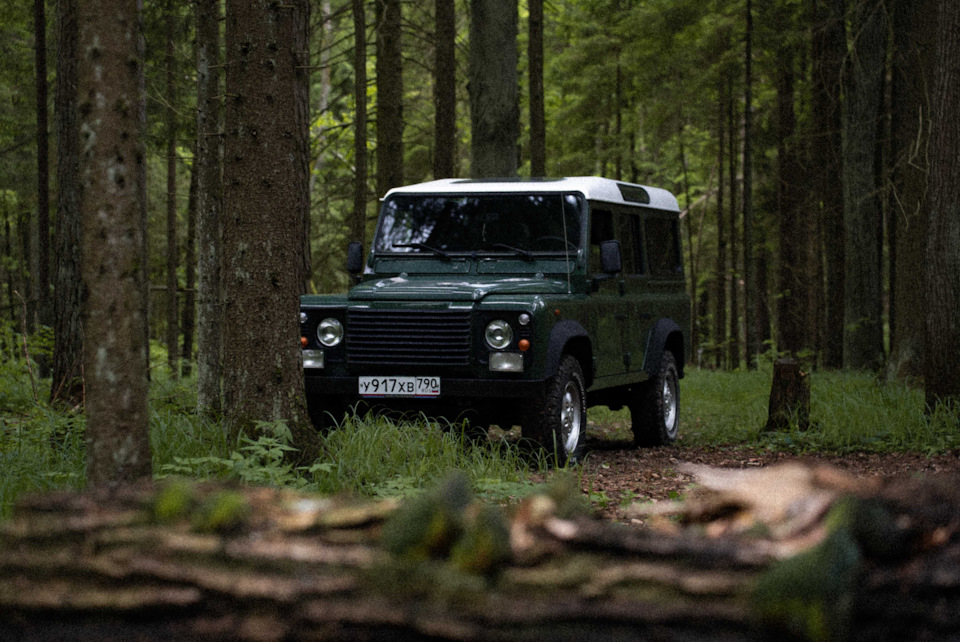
[{"left": 348, "top": 276, "right": 571, "bottom": 302}]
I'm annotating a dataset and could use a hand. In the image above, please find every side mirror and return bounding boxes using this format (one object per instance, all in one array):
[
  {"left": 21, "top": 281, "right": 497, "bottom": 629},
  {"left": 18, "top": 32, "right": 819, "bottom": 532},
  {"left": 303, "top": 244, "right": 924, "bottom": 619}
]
[
  {"left": 600, "top": 239, "right": 622, "bottom": 274},
  {"left": 346, "top": 241, "right": 364, "bottom": 275}
]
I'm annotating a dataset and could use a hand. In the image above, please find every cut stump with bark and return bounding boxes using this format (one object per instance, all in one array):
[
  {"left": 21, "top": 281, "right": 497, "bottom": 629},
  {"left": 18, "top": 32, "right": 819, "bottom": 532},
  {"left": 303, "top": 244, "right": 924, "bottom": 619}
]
[
  {"left": 1, "top": 467, "right": 960, "bottom": 641},
  {"left": 765, "top": 358, "right": 811, "bottom": 431}
]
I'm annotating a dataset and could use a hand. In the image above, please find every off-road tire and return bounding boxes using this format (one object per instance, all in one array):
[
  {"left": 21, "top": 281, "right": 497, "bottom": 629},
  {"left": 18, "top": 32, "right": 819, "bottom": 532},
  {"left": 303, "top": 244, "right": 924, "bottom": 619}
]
[
  {"left": 522, "top": 354, "right": 587, "bottom": 466},
  {"left": 630, "top": 350, "right": 679, "bottom": 447}
]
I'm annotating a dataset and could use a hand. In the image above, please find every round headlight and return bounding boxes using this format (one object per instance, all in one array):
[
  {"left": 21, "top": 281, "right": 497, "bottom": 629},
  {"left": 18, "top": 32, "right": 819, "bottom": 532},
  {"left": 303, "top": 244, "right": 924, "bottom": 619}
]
[
  {"left": 485, "top": 320, "right": 513, "bottom": 350},
  {"left": 317, "top": 318, "right": 344, "bottom": 347}
]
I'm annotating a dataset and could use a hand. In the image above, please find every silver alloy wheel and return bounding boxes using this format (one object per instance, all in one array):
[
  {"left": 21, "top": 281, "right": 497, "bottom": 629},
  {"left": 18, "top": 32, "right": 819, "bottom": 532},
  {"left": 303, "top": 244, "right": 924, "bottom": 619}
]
[
  {"left": 663, "top": 375, "right": 678, "bottom": 439},
  {"left": 560, "top": 380, "right": 583, "bottom": 454}
]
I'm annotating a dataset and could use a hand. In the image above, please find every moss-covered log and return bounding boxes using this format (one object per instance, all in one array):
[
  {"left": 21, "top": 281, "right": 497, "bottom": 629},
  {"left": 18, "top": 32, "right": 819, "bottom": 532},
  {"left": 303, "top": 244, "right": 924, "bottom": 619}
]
[{"left": 1, "top": 467, "right": 959, "bottom": 641}]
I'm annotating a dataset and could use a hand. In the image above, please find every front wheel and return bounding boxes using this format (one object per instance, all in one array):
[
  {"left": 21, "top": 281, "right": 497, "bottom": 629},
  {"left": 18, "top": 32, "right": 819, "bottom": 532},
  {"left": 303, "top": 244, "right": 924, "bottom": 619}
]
[
  {"left": 630, "top": 350, "right": 679, "bottom": 447},
  {"left": 522, "top": 354, "right": 587, "bottom": 466}
]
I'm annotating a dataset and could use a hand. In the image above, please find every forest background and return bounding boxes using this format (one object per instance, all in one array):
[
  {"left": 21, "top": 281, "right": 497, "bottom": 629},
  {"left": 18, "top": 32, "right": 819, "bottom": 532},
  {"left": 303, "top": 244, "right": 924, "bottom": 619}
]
[{"left": 0, "top": 0, "right": 958, "bottom": 486}]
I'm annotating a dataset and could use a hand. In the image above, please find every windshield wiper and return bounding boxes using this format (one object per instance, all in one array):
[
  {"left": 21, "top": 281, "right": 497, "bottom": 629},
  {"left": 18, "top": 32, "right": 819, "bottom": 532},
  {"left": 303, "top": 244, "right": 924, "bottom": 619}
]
[
  {"left": 392, "top": 242, "right": 452, "bottom": 260},
  {"left": 485, "top": 243, "right": 535, "bottom": 262}
]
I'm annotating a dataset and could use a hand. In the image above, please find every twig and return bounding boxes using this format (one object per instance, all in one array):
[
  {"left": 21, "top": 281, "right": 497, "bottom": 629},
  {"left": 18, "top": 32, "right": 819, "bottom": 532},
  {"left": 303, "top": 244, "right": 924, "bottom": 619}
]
[{"left": 12, "top": 291, "right": 38, "bottom": 404}]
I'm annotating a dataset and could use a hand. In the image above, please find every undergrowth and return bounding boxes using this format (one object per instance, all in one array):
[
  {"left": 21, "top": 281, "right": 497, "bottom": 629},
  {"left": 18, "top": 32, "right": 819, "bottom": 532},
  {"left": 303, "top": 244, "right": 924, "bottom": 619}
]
[
  {"left": 600, "top": 365, "right": 960, "bottom": 455},
  {"left": 1, "top": 344, "right": 959, "bottom": 519}
]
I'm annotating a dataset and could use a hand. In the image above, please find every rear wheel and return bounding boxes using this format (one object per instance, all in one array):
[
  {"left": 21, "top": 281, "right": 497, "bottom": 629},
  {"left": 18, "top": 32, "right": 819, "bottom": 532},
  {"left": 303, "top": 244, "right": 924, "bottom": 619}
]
[
  {"left": 522, "top": 354, "right": 587, "bottom": 465},
  {"left": 630, "top": 350, "right": 679, "bottom": 447}
]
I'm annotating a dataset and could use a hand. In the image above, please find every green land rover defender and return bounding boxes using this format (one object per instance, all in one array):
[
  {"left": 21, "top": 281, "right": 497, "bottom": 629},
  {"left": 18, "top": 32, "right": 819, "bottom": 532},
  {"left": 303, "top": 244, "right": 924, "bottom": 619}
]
[{"left": 300, "top": 177, "right": 690, "bottom": 463}]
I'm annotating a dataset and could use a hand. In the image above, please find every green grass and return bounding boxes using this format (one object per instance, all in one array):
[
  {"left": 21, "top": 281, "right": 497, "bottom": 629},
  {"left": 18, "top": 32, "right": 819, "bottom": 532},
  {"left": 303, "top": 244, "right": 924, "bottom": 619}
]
[
  {"left": 592, "top": 365, "right": 960, "bottom": 455},
  {"left": 2, "top": 351, "right": 959, "bottom": 519}
]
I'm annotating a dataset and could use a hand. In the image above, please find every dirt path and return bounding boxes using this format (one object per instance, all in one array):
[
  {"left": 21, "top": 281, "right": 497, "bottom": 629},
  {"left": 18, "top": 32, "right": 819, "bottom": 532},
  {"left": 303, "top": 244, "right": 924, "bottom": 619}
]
[{"left": 574, "top": 427, "right": 960, "bottom": 524}]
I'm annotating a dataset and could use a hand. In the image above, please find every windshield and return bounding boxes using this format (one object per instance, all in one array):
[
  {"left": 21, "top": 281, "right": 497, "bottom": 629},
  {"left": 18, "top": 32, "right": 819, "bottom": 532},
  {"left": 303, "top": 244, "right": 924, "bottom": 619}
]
[{"left": 374, "top": 193, "right": 584, "bottom": 257}]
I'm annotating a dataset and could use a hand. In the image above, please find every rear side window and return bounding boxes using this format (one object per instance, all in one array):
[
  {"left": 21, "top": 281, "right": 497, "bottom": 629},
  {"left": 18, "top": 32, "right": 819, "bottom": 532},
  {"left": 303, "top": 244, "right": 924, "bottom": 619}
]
[{"left": 645, "top": 217, "right": 682, "bottom": 277}]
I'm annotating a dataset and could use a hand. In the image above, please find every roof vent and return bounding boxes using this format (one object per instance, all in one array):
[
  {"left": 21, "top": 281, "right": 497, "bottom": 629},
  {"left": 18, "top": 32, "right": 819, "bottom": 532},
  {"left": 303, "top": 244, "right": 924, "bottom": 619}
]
[{"left": 617, "top": 183, "right": 650, "bottom": 204}]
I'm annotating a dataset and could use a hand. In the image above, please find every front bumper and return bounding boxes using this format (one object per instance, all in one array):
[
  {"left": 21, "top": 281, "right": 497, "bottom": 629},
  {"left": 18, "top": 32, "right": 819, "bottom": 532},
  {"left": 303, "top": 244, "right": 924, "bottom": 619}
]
[{"left": 304, "top": 374, "right": 546, "bottom": 399}]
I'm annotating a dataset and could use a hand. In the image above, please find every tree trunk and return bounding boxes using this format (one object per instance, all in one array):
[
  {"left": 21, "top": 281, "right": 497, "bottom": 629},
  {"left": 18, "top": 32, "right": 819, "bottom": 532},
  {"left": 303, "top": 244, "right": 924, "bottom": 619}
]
[
  {"left": 765, "top": 358, "right": 810, "bottom": 430},
  {"left": 726, "top": 74, "right": 741, "bottom": 371},
  {"left": 34, "top": 0, "right": 51, "bottom": 332},
  {"left": 714, "top": 79, "right": 726, "bottom": 370},
  {"left": 137, "top": 0, "right": 150, "bottom": 380},
  {"left": 742, "top": 0, "right": 756, "bottom": 370},
  {"left": 222, "top": 0, "right": 315, "bottom": 455},
  {"left": 924, "top": 0, "right": 960, "bottom": 408},
  {"left": 434, "top": 0, "right": 457, "bottom": 179},
  {"left": 775, "top": 43, "right": 808, "bottom": 357},
  {"left": 295, "top": 0, "right": 311, "bottom": 293},
  {"left": 51, "top": 0, "right": 84, "bottom": 407},
  {"left": 195, "top": 0, "right": 223, "bottom": 418},
  {"left": 351, "top": 0, "right": 368, "bottom": 250},
  {"left": 468, "top": 0, "right": 519, "bottom": 178},
  {"left": 180, "top": 161, "right": 197, "bottom": 377},
  {"left": 165, "top": 0, "right": 179, "bottom": 378},
  {"left": 679, "top": 129, "right": 698, "bottom": 362},
  {"left": 77, "top": 0, "right": 151, "bottom": 486},
  {"left": 375, "top": 0, "right": 404, "bottom": 195},
  {"left": 528, "top": 0, "right": 545, "bottom": 177},
  {"left": 887, "top": 0, "right": 935, "bottom": 381},
  {"left": 841, "top": 0, "right": 886, "bottom": 370},
  {"left": 194, "top": 0, "right": 223, "bottom": 417},
  {"left": 3, "top": 473, "right": 960, "bottom": 640},
  {"left": 811, "top": 0, "right": 846, "bottom": 369}
]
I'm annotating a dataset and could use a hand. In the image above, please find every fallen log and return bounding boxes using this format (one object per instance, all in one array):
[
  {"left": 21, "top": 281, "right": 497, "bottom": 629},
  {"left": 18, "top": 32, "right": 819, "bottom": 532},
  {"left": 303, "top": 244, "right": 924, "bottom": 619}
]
[{"left": 0, "top": 466, "right": 958, "bottom": 641}]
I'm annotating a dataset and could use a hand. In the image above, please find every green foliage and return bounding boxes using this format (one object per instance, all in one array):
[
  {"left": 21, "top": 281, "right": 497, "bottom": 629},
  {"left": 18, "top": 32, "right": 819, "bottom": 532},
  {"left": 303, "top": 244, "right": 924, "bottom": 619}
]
[
  {"left": 615, "top": 366, "right": 960, "bottom": 454},
  {"left": 381, "top": 471, "right": 512, "bottom": 581},
  {"left": 752, "top": 527, "right": 860, "bottom": 642},
  {"left": 1, "top": 358, "right": 957, "bottom": 521}
]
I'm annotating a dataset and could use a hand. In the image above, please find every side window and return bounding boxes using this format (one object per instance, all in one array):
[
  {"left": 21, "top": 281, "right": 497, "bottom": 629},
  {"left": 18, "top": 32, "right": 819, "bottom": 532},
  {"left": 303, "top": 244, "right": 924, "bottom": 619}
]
[
  {"left": 614, "top": 213, "right": 638, "bottom": 275},
  {"left": 589, "top": 209, "right": 614, "bottom": 273},
  {"left": 645, "top": 217, "right": 682, "bottom": 277},
  {"left": 630, "top": 214, "right": 645, "bottom": 274}
]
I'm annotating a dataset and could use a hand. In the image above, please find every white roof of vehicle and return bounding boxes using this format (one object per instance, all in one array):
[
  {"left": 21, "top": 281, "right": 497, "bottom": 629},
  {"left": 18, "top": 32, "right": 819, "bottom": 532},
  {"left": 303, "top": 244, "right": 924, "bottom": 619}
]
[{"left": 383, "top": 177, "right": 680, "bottom": 213}]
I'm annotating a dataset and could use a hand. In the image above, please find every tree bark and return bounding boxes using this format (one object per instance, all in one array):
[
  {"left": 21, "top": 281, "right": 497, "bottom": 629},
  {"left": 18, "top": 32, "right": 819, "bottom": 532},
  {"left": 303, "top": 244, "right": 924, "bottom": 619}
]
[
  {"left": 181, "top": 161, "right": 197, "bottom": 377},
  {"left": 811, "top": 0, "right": 846, "bottom": 369},
  {"left": 887, "top": 0, "right": 935, "bottom": 381},
  {"left": 352, "top": 0, "right": 368, "bottom": 250},
  {"left": 195, "top": 0, "right": 223, "bottom": 418},
  {"left": 165, "top": 0, "right": 179, "bottom": 378},
  {"left": 714, "top": 78, "right": 726, "bottom": 370},
  {"left": 726, "top": 74, "right": 740, "bottom": 371},
  {"left": 137, "top": 0, "right": 150, "bottom": 380},
  {"left": 924, "top": 0, "right": 960, "bottom": 408},
  {"left": 742, "top": 0, "right": 756, "bottom": 370},
  {"left": 528, "top": 0, "right": 545, "bottom": 177},
  {"left": 34, "top": 0, "right": 51, "bottom": 332},
  {"left": 468, "top": 0, "right": 519, "bottom": 178},
  {"left": 765, "top": 358, "right": 810, "bottom": 430},
  {"left": 775, "top": 42, "right": 808, "bottom": 357},
  {"left": 434, "top": 0, "right": 457, "bottom": 179},
  {"left": 3, "top": 472, "right": 960, "bottom": 640},
  {"left": 77, "top": 0, "right": 151, "bottom": 486},
  {"left": 51, "top": 0, "right": 84, "bottom": 407},
  {"left": 841, "top": 0, "right": 886, "bottom": 370},
  {"left": 375, "top": 0, "right": 404, "bottom": 195},
  {"left": 222, "top": 0, "right": 315, "bottom": 455}
]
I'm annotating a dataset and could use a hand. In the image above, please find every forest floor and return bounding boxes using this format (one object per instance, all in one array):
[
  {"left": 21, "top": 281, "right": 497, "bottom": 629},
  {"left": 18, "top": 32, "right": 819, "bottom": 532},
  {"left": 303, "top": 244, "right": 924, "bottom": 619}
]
[{"left": 563, "top": 420, "right": 960, "bottom": 524}]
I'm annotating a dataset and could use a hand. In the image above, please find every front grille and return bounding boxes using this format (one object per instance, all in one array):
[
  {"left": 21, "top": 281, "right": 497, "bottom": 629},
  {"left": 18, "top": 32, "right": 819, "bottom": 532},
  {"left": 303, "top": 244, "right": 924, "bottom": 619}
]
[{"left": 346, "top": 309, "right": 472, "bottom": 366}]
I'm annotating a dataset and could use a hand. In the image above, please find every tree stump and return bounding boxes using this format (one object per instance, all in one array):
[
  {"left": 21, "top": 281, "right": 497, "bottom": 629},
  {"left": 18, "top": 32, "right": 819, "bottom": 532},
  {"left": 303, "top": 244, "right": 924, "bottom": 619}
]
[
  {"left": 1, "top": 469, "right": 959, "bottom": 641},
  {"left": 765, "top": 358, "right": 810, "bottom": 431}
]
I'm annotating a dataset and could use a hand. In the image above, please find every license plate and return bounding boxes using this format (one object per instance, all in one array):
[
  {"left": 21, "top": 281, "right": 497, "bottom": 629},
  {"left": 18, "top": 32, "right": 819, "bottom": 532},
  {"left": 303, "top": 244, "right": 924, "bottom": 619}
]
[{"left": 358, "top": 376, "right": 441, "bottom": 398}]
